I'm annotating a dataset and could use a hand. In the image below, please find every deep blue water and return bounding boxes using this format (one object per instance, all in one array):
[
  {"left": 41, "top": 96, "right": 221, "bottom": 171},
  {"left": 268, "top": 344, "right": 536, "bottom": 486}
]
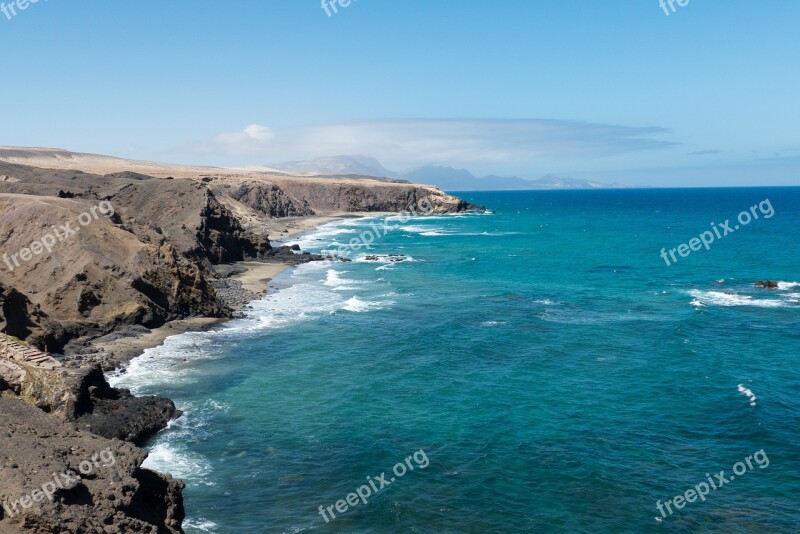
[{"left": 111, "top": 188, "right": 800, "bottom": 533}]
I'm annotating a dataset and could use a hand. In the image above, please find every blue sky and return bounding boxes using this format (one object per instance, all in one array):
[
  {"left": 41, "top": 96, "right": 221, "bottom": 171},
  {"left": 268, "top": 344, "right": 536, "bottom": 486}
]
[{"left": 1, "top": 0, "right": 798, "bottom": 186}]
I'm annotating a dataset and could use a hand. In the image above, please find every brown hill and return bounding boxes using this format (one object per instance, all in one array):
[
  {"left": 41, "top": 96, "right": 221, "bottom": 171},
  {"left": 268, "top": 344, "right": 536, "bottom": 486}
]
[{"left": 0, "top": 148, "right": 479, "bottom": 352}]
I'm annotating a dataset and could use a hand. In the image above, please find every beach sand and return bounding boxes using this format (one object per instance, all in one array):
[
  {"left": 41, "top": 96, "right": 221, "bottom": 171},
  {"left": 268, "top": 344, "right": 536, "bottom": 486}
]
[
  {"left": 89, "top": 215, "right": 370, "bottom": 368},
  {"left": 89, "top": 261, "right": 293, "bottom": 366},
  {"left": 264, "top": 212, "right": 396, "bottom": 245},
  {"left": 262, "top": 215, "right": 344, "bottom": 242}
]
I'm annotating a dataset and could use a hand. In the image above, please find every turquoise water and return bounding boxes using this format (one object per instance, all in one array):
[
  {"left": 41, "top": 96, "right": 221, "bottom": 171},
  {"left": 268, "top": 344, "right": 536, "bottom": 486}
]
[{"left": 111, "top": 188, "right": 800, "bottom": 533}]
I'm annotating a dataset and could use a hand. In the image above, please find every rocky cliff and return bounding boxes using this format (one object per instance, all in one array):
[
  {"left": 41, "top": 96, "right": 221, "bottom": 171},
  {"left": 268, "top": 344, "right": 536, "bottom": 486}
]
[
  {"left": 0, "top": 332, "right": 183, "bottom": 533},
  {"left": 0, "top": 396, "right": 184, "bottom": 534},
  {"left": 0, "top": 155, "right": 478, "bottom": 353},
  {"left": 0, "top": 148, "right": 480, "bottom": 533}
]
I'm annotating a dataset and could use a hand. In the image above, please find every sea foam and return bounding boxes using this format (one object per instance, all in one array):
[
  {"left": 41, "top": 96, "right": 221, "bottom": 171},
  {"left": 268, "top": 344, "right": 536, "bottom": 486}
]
[
  {"left": 688, "top": 290, "right": 788, "bottom": 308},
  {"left": 738, "top": 384, "right": 758, "bottom": 407},
  {"left": 777, "top": 281, "right": 800, "bottom": 290}
]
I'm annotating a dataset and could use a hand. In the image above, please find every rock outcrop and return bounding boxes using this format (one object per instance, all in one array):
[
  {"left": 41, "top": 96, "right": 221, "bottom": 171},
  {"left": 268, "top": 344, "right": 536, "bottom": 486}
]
[
  {"left": 0, "top": 193, "right": 230, "bottom": 353},
  {"left": 0, "top": 397, "right": 184, "bottom": 534},
  {"left": 225, "top": 182, "right": 314, "bottom": 218},
  {"left": 0, "top": 283, "right": 68, "bottom": 353},
  {"left": 1, "top": 337, "right": 182, "bottom": 530},
  {"left": 0, "top": 335, "right": 178, "bottom": 443},
  {"left": 0, "top": 148, "right": 481, "bottom": 533},
  {"left": 0, "top": 156, "right": 478, "bottom": 352}
]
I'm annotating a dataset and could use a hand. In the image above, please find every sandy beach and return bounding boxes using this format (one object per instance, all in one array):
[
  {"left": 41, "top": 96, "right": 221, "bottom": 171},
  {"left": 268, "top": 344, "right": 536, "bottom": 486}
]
[
  {"left": 264, "top": 212, "right": 395, "bottom": 245},
  {"left": 90, "top": 215, "right": 362, "bottom": 368},
  {"left": 89, "top": 261, "right": 293, "bottom": 367}
]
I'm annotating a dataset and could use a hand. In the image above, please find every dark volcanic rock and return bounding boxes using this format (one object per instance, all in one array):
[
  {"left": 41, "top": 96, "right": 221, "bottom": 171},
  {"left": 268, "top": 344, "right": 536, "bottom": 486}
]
[
  {"left": 0, "top": 361, "right": 179, "bottom": 445},
  {"left": 265, "top": 246, "right": 328, "bottom": 265},
  {"left": 75, "top": 394, "right": 179, "bottom": 444},
  {"left": 70, "top": 367, "right": 180, "bottom": 444},
  {"left": 755, "top": 280, "right": 780, "bottom": 288},
  {"left": 0, "top": 397, "right": 184, "bottom": 533},
  {"left": 364, "top": 254, "right": 406, "bottom": 262}
]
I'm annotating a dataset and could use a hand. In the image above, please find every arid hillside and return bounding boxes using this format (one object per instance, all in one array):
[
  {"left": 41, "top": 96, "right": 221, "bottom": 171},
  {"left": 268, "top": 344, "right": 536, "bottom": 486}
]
[{"left": 0, "top": 148, "right": 478, "bottom": 352}]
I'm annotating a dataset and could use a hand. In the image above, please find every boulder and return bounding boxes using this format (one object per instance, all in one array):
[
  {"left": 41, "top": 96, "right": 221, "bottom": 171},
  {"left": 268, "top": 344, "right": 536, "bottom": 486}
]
[{"left": 0, "top": 397, "right": 184, "bottom": 533}]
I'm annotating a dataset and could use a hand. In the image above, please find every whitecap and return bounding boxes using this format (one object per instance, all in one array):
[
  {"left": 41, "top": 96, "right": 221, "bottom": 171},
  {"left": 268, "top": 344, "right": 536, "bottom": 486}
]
[
  {"left": 738, "top": 384, "right": 758, "bottom": 407},
  {"left": 183, "top": 519, "right": 219, "bottom": 533},
  {"left": 107, "top": 333, "right": 220, "bottom": 393},
  {"left": 341, "top": 296, "right": 393, "bottom": 313},
  {"left": 777, "top": 281, "right": 800, "bottom": 290},
  {"left": 279, "top": 220, "right": 354, "bottom": 251},
  {"left": 455, "top": 231, "right": 521, "bottom": 236},
  {"left": 110, "top": 262, "right": 354, "bottom": 394},
  {"left": 143, "top": 442, "right": 214, "bottom": 484},
  {"left": 397, "top": 225, "right": 450, "bottom": 236},
  {"left": 688, "top": 290, "right": 787, "bottom": 308},
  {"left": 323, "top": 269, "right": 367, "bottom": 291}
]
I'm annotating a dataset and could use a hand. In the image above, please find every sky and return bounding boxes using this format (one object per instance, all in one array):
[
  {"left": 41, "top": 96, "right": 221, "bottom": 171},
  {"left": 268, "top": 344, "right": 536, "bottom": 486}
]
[{"left": 1, "top": 0, "right": 798, "bottom": 187}]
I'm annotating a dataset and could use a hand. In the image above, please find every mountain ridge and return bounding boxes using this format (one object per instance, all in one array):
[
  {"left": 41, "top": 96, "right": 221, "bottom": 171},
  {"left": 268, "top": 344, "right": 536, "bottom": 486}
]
[{"left": 268, "top": 156, "right": 622, "bottom": 191}]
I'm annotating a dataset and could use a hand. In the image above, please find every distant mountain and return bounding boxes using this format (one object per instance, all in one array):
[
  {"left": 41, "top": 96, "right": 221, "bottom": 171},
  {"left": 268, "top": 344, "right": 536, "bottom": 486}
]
[
  {"left": 271, "top": 156, "right": 399, "bottom": 179},
  {"left": 403, "top": 166, "right": 619, "bottom": 191},
  {"left": 268, "top": 158, "right": 620, "bottom": 190},
  {"left": 524, "top": 174, "right": 617, "bottom": 190},
  {"left": 402, "top": 165, "right": 481, "bottom": 190}
]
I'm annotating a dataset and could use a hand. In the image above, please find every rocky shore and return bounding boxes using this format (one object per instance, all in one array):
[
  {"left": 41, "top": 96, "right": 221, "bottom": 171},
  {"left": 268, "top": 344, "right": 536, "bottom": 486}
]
[
  {"left": 0, "top": 147, "right": 479, "bottom": 533},
  {"left": 0, "top": 333, "right": 184, "bottom": 532},
  {"left": 0, "top": 396, "right": 184, "bottom": 534}
]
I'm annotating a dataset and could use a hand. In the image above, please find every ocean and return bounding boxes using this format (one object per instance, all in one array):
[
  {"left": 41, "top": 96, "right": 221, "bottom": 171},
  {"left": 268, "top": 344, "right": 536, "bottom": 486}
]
[{"left": 109, "top": 188, "right": 800, "bottom": 533}]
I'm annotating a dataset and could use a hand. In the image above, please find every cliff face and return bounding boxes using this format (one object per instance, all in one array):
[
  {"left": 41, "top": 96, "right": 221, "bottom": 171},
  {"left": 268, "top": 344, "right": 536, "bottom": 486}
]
[
  {"left": 213, "top": 179, "right": 476, "bottom": 216},
  {"left": 0, "top": 158, "right": 478, "bottom": 352},
  {"left": 106, "top": 179, "right": 271, "bottom": 265},
  {"left": 0, "top": 149, "right": 480, "bottom": 533},
  {"left": 0, "top": 194, "right": 228, "bottom": 353},
  {"left": 0, "top": 333, "right": 183, "bottom": 533},
  {"left": 0, "top": 283, "right": 67, "bottom": 353},
  {"left": 226, "top": 182, "right": 314, "bottom": 218}
]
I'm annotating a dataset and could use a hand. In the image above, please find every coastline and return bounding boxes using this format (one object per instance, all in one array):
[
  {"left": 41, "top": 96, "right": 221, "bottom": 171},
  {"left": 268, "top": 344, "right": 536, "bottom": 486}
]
[
  {"left": 91, "top": 262, "right": 290, "bottom": 367},
  {"left": 92, "top": 214, "right": 366, "bottom": 371},
  {"left": 85, "top": 208, "right": 486, "bottom": 531},
  {"left": 92, "top": 212, "right": 401, "bottom": 370},
  {"left": 0, "top": 150, "right": 482, "bottom": 533}
]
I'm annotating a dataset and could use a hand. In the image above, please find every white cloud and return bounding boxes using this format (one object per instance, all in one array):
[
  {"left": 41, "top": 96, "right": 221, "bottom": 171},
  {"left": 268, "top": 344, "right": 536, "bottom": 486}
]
[
  {"left": 207, "top": 124, "right": 275, "bottom": 154},
  {"left": 243, "top": 124, "right": 274, "bottom": 142},
  {"left": 186, "top": 119, "right": 676, "bottom": 172},
  {"left": 299, "top": 119, "right": 675, "bottom": 166}
]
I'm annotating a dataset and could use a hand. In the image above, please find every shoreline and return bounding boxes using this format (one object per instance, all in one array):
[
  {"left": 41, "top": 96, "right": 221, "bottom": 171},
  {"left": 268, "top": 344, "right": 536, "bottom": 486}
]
[
  {"left": 82, "top": 261, "right": 292, "bottom": 370},
  {"left": 92, "top": 208, "right": 459, "bottom": 370},
  {"left": 0, "top": 151, "right": 482, "bottom": 533},
  {"left": 91, "top": 214, "right": 363, "bottom": 372}
]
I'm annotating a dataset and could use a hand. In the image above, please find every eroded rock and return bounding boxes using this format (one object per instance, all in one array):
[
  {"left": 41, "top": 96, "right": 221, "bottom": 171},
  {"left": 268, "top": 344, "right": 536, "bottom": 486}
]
[{"left": 0, "top": 397, "right": 184, "bottom": 533}]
